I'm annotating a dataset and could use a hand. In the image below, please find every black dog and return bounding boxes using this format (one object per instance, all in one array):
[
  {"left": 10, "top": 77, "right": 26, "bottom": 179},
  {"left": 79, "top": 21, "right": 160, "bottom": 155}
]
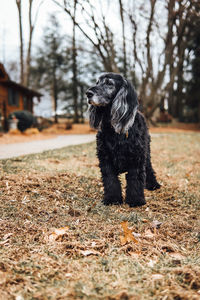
[{"left": 86, "top": 73, "right": 160, "bottom": 207}]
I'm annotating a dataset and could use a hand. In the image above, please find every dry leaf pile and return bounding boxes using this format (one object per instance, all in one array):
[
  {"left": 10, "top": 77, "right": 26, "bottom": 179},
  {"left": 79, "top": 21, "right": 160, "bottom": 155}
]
[{"left": 0, "top": 132, "right": 200, "bottom": 299}]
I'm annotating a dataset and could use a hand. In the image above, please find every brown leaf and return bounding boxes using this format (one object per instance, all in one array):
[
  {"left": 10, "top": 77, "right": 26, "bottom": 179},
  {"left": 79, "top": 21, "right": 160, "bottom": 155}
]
[
  {"left": 120, "top": 235, "right": 127, "bottom": 246},
  {"left": 142, "top": 219, "right": 148, "bottom": 223},
  {"left": 48, "top": 226, "right": 69, "bottom": 242},
  {"left": 120, "top": 221, "right": 139, "bottom": 245},
  {"left": 129, "top": 251, "right": 141, "bottom": 258}
]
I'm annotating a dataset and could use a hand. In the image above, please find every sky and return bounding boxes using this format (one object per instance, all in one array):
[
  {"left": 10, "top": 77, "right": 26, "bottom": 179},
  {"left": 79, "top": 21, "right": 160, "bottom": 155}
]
[
  {"left": 0, "top": 0, "right": 76, "bottom": 116},
  {"left": 0, "top": 0, "right": 121, "bottom": 64},
  {"left": 0, "top": 0, "right": 166, "bottom": 116},
  {"left": 0, "top": 0, "right": 123, "bottom": 116},
  {"left": 0, "top": 0, "right": 66, "bottom": 63}
]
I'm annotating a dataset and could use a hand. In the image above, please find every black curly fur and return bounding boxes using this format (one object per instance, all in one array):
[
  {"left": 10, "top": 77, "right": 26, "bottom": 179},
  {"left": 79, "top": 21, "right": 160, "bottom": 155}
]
[{"left": 86, "top": 73, "right": 160, "bottom": 207}]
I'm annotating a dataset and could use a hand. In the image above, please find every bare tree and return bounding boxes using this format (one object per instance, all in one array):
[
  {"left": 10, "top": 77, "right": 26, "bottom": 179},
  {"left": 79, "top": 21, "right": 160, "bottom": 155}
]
[
  {"left": 129, "top": 0, "right": 199, "bottom": 122},
  {"left": 51, "top": 0, "right": 199, "bottom": 123},
  {"left": 52, "top": 0, "right": 119, "bottom": 72},
  {"left": 119, "top": 0, "right": 127, "bottom": 77},
  {"left": 16, "top": 0, "right": 24, "bottom": 84},
  {"left": 72, "top": 0, "right": 79, "bottom": 123},
  {"left": 15, "top": 0, "right": 44, "bottom": 86}
]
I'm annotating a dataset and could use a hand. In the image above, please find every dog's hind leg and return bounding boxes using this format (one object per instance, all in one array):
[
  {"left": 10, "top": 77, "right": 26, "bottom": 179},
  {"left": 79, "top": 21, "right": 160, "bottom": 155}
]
[{"left": 145, "top": 137, "right": 161, "bottom": 191}]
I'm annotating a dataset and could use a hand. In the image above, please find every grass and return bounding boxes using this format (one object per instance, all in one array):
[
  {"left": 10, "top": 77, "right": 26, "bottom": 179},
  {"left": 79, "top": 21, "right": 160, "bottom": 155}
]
[{"left": 0, "top": 132, "right": 200, "bottom": 299}]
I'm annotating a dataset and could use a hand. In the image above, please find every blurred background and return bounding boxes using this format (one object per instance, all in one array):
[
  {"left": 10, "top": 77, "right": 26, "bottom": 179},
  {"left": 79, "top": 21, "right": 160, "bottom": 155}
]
[{"left": 0, "top": 0, "right": 199, "bottom": 134}]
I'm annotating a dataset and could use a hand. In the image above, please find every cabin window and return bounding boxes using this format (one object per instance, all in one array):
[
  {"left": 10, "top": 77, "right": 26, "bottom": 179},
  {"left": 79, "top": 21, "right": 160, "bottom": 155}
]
[
  {"left": 8, "top": 88, "right": 19, "bottom": 106},
  {"left": 0, "top": 69, "right": 5, "bottom": 78},
  {"left": 23, "top": 96, "right": 29, "bottom": 110}
]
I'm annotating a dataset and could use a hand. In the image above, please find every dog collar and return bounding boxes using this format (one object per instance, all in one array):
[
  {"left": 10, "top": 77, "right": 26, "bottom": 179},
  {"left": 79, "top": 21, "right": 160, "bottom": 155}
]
[{"left": 126, "top": 131, "right": 129, "bottom": 138}]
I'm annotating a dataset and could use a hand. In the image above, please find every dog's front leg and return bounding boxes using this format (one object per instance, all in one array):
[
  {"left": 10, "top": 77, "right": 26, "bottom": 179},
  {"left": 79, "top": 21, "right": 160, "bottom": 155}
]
[
  {"left": 125, "top": 165, "right": 146, "bottom": 207},
  {"left": 100, "top": 162, "right": 123, "bottom": 206}
]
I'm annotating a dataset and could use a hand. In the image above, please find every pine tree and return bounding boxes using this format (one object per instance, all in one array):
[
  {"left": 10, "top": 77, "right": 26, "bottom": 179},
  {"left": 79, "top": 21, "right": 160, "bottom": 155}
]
[{"left": 30, "top": 15, "right": 69, "bottom": 123}]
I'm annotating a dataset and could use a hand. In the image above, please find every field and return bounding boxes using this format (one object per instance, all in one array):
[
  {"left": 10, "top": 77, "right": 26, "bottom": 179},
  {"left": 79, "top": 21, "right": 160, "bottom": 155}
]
[{"left": 0, "top": 132, "right": 200, "bottom": 299}]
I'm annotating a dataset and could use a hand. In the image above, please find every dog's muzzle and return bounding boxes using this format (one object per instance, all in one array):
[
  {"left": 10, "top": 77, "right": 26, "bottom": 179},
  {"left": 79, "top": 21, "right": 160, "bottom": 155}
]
[{"left": 86, "top": 90, "right": 94, "bottom": 104}]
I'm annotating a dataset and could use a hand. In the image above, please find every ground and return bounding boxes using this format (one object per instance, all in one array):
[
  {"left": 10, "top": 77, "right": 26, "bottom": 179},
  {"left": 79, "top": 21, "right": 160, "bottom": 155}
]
[
  {"left": 0, "top": 131, "right": 200, "bottom": 299},
  {"left": 0, "top": 123, "right": 94, "bottom": 145},
  {"left": 0, "top": 121, "right": 199, "bottom": 145}
]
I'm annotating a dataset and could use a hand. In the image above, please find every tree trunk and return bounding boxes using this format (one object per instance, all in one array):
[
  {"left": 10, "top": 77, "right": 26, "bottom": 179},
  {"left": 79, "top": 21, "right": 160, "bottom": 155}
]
[
  {"left": 80, "top": 84, "right": 84, "bottom": 123},
  {"left": 167, "top": 0, "right": 176, "bottom": 116},
  {"left": 53, "top": 0, "right": 119, "bottom": 73},
  {"left": 24, "top": 0, "right": 34, "bottom": 87},
  {"left": 119, "top": 0, "right": 127, "bottom": 77},
  {"left": 175, "top": 45, "right": 184, "bottom": 120},
  {"left": 52, "top": 68, "right": 58, "bottom": 124},
  {"left": 16, "top": 0, "right": 24, "bottom": 84},
  {"left": 72, "top": 0, "right": 79, "bottom": 123}
]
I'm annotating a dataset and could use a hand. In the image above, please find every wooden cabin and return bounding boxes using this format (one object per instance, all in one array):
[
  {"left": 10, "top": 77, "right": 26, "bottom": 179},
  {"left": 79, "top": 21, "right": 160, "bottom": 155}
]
[{"left": 0, "top": 63, "right": 42, "bottom": 131}]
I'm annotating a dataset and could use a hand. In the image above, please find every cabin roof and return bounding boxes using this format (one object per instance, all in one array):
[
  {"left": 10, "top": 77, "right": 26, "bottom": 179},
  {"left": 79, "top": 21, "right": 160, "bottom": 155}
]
[
  {"left": 0, "top": 62, "right": 42, "bottom": 98},
  {"left": 0, "top": 80, "right": 42, "bottom": 98}
]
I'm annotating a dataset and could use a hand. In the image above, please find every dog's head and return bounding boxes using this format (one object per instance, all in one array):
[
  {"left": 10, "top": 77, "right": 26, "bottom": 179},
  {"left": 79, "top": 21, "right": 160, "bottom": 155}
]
[{"left": 86, "top": 73, "right": 138, "bottom": 134}]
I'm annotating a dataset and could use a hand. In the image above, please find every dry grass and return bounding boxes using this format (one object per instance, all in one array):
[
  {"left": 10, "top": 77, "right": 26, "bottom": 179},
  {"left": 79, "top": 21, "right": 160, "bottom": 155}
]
[
  {"left": 1, "top": 121, "right": 199, "bottom": 145},
  {"left": 0, "top": 132, "right": 200, "bottom": 299},
  {"left": 0, "top": 123, "right": 94, "bottom": 145}
]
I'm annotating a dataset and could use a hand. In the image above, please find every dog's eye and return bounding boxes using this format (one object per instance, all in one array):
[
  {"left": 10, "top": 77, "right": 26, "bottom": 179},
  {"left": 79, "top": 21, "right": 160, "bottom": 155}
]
[
  {"left": 96, "top": 80, "right": 100, "bottom": 85},
  {"left": 105, "top": 79, "right": 113, "bottom": 86}
]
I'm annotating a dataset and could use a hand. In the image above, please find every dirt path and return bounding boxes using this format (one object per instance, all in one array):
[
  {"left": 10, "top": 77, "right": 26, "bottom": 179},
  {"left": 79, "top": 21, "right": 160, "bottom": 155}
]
[{"left": 0, "top": 134, "right": 96, "bottom": 159}]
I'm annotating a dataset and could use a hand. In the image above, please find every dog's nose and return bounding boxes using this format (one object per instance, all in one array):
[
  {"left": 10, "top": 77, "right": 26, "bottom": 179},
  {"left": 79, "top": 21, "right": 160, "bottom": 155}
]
[{"left": 86, "top": 90, "right": 94, "bottom": 99}]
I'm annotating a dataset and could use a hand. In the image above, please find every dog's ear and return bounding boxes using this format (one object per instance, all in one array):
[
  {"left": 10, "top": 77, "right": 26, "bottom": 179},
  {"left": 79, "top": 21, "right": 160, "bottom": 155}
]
[
  {"left": 111, "top": 79, "right": 138, "bottom": 134},
  {"left": 88, "top": 105, "right": 103, "bottom": 129}
]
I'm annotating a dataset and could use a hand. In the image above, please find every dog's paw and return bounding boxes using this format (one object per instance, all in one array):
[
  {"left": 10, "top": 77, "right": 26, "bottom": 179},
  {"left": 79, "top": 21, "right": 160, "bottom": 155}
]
[
  {"left": 102, "top": 197, "right": 123, "bottom": 206},
  {"left": 125, "top": 197, "right": 146, "bottom": 207},
  {"left": 145, "top": 182, "right": 161, "bottom": 191}
]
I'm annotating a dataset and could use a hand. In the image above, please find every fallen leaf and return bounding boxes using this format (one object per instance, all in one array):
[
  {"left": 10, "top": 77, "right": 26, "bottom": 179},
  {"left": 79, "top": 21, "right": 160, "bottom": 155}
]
[
  {"left": 151, "top": 220, "right": 162, "bottom": 229},
  {"left": 0, "top": 239, "right": 10, "bottom": 245},
  {"left": 120, "top": 221, "right": 139, "bottom": 245},
  {"left": 80, "top": 250, "right": 100, "bottom": 256},
  {"left": 151, "top": 274, "right": 164, "bottom": 280},
  {"left": 3, "top": 233, "right": 13, "bottom": 240},
  {"left": 54, "top": 226, "right": 69, "bottom": 235},
  {"left": 91, "top": 241, "right": 96, "bottom": 247},
  {"left": 120, "top": 235, "right": 127, "bottom": 245},
  {"left": 147, "top": 259, "right": 157, "bottom": 268},
  {"left": 65, "top": 273, "right": 73, "bottom": 278},
  {"left": 168, "top": 252, "right": 185, "bottom": 260},
  {"left": 132, "top": 232, "right": 141, "bottom": 238},
  {"left": 48, "top": 226, "right": 69, "bottom": 241},
  {"left": 15, "top": 296, "right": 24, "bottom": 300},
  {"left": 144, "top": 229, "right": 155, "bottom": 239},
  {"left": 142, "top": 219, "right": 148, "bottom": 223},
  {"left": 129, "top": 251, "right": 141, "bottom": 258},
  {"left": 22, "top": 196, "right": 30, "bottom": 204}
]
